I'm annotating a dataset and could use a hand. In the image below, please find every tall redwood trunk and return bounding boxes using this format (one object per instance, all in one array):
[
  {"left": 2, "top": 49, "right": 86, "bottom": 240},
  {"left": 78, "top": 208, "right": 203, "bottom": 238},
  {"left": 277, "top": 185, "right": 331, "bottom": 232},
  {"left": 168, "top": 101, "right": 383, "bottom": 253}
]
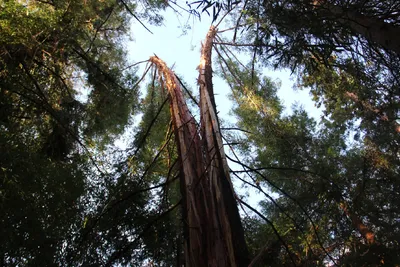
[
  {"left": 198, "top": 26, "right": 249, "bottom": 267},
  {"left": 149, "top": 25, "right": 249, "bottom": 267}
]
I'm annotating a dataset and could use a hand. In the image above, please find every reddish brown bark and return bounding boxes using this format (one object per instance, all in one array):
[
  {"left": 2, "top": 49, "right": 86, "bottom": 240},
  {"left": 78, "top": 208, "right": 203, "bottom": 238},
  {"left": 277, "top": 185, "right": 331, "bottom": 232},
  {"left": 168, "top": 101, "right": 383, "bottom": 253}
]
[
  {"left": 340, "top": 202, "right": 375, "bottom": 244},
  {"left": 150, "top": 55, "right": 207, "bottom": 266},
  {"left": 198, "top": 26, "right": 250, "bottom": 267},
  {"left": 149, "top": 25, "right": 249, "bottom": 266}
]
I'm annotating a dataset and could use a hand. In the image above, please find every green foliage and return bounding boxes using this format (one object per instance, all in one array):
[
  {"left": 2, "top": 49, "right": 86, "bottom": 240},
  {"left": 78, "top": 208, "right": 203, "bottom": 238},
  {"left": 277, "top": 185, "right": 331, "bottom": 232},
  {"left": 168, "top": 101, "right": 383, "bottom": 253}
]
[
  {"left": 237, "top": 0, "right": 400, "bottom": 70},
  {"left": 220, "top": 56, "right": 400, "bottom": 265},
  {"left": 66, "top": 79, "right": 182, "bottom": 266},
  {"left": 0, "top": 0, "right": 161, "bottom": 265},
  {"left": 2, "top": 0, "right": 400, "bottom": 266},
  {"left": 129, "top": 81, "right": 182, "bottom": 265},
  {"left": 84, "top": 67, "right": 139, "bottom": 146},
  {"left": 0, "top": 131, "right": 86, "bottom": 265},
  {"left": 214, "top": 3, "right": 400, "bottom": 264}
]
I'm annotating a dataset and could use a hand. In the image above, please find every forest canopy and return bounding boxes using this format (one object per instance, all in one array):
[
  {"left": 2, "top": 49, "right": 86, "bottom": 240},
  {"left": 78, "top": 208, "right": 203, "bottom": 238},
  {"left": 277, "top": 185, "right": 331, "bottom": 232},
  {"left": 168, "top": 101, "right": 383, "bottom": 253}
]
[{"left": 1, "top": 0, "right": 399, "bottom": 266}]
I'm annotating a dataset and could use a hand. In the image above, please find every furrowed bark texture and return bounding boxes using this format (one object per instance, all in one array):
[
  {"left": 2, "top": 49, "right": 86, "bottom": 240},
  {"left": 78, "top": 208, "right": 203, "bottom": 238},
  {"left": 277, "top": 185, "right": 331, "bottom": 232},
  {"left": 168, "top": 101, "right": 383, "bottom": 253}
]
[
  {"left": 150, "top": 55, "right": 207, "bottom": 266},
  {"left": 197, "top": 26, "right": 250, "bottom": 267},
  {"left": 149, "top": 25, "right": 249, "bottom": 267}
]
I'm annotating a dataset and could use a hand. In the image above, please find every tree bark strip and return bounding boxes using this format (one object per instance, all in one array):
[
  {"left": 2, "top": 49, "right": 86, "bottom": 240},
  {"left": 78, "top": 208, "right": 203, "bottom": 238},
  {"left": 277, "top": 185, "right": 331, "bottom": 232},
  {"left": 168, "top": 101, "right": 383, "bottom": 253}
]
[
  {"left": 150, "top": 55, "right": 207, "bottom": 266},
  {"left": 150, "top": 42, "right": 249, "bottom": 267},
  {"left": 148, "top": 25, "right": 249, "bottom": 267},
  {"left": 198, "top": 26, "right": 250, "bottom": 267}
]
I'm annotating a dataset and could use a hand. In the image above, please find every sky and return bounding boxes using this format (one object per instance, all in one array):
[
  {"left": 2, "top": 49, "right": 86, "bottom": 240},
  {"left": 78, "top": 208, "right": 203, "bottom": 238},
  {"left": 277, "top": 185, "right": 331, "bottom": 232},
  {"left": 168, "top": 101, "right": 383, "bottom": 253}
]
[
  {"left": 126, "top": 7, "right": 322, "bottom": 207},
  {"left": 128, "top": 7, "right": 321, "bottom": 117}
]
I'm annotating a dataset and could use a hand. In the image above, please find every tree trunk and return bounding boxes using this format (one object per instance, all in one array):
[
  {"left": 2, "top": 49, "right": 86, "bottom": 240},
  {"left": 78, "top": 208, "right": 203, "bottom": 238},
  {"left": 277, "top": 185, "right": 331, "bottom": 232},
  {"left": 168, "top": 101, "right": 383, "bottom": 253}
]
[
  {"left": 198, "top": 26, "right": 250, "bottom": 267},
  {"left": 314, "top": 0, "right": 400, "bottom": 55},
  {"left": 340, "top": 202, "right": 375, "bottom": 244},
  {"left": 149, "top": 26, "right": 249, "bottom": 266}
]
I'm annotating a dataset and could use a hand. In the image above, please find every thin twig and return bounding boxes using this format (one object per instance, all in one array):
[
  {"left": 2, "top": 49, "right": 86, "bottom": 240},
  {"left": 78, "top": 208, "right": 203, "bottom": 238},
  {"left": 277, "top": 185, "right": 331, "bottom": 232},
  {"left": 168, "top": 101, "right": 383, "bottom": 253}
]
[
  {"left": 233, "top": 0, "right": 249, "bottom": 42},
  {"left": 175, "top": 74, "right": 199, "bottom": 106},
  {"left": 238, "top": 199, "right": 298, "bottom": 267},
  {"left": 119, "top": 0, "right": 153, "bottom": 34},
  {"left": 227, "top": 155, "right": 338, "bottom": 266},
  {"left": 220, "top": 127, "right": 253, "bottom": 134},
  {"left": 104, "top": 199, "right": 181, "bottom": 267},
  {"left": 123, "top": 59, "right": 149, "bottom": 71}
]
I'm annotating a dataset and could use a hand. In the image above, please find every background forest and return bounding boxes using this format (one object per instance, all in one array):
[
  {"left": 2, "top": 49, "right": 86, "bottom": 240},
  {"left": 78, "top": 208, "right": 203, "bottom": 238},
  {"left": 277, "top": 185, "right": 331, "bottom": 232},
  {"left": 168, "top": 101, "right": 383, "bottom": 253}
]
[{"left": 1, "top": 0, "right": 400, "bottom": 266}]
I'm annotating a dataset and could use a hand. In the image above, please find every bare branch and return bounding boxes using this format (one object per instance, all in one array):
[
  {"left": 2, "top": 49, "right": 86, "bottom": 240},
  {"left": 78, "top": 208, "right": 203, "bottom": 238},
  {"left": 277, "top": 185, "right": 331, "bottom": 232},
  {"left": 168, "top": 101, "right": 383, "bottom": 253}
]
[
  {"left": 119, "top": 0, "right": 153, "bottom": 34},
  {"left": 238, "top": 199, "right": 298, "bottom": 267}
]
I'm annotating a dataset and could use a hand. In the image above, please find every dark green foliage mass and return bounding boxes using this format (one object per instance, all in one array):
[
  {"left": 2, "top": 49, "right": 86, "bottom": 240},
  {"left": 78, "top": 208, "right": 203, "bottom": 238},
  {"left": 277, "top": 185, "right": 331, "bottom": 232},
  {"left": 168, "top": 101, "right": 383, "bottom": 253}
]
[
  {"left": 211, "top": 1, "right": 400, "bottom": 262},
  {"left": 0, "top": 137, "right": 86, "bottom": 266},
  {"left": 0, "top": 0, "right": 164, "bottom": 265},
  {"left": 218, "top": 56, "right": 400, "bottom": 265},
  {"left": 2, "top": 0, "right": 400, "bottom": 266}
]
